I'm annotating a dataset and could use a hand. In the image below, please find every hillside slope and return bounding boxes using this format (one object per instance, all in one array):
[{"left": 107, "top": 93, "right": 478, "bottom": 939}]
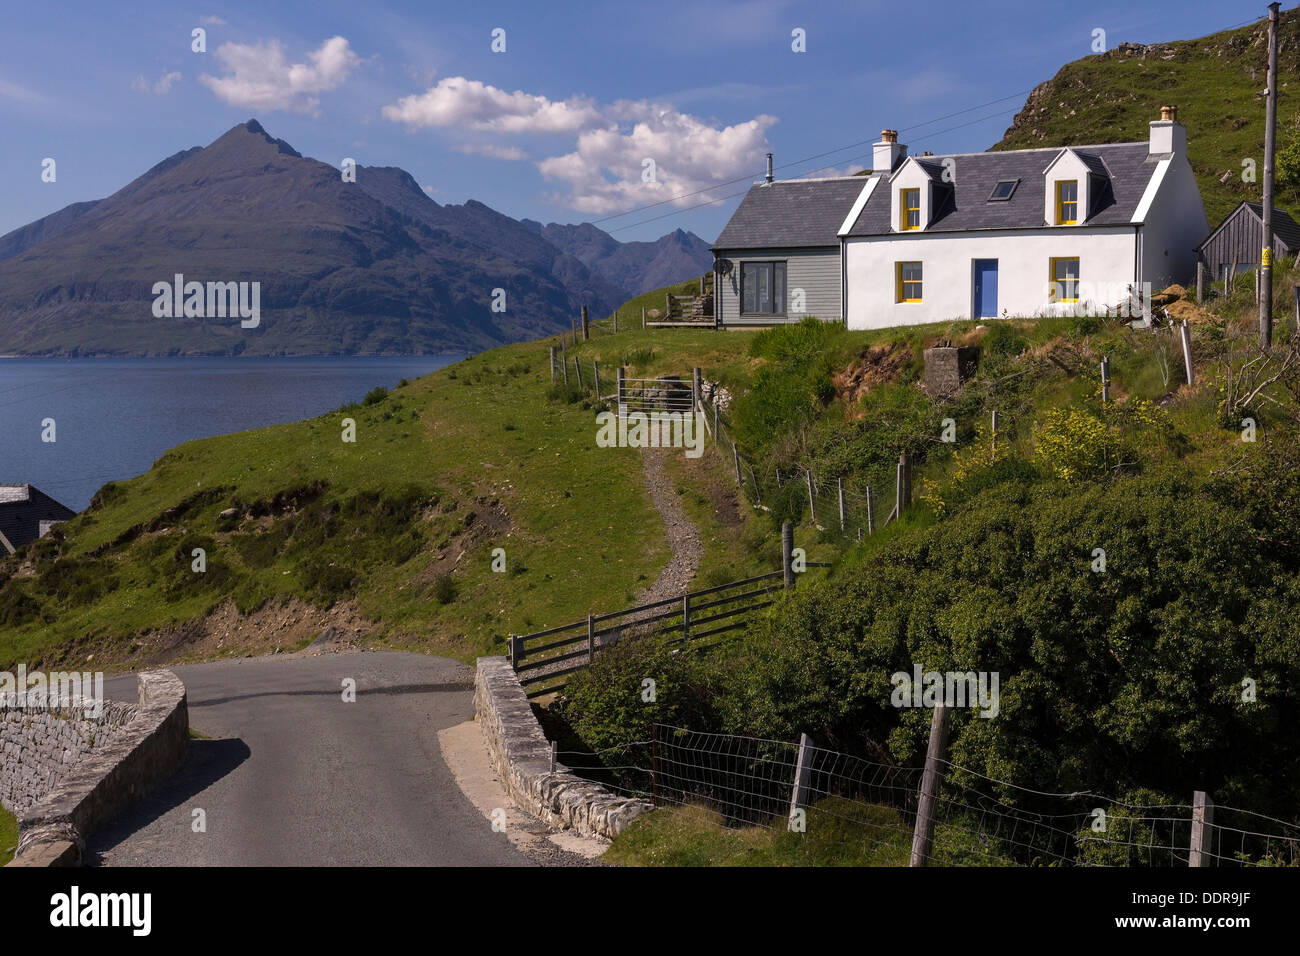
[{"left": 993, "top": 11, "right": 1300, "bottom": 225}]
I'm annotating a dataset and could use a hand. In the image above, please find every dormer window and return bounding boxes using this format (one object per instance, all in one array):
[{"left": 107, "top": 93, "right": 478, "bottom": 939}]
[
  {"left": 1056, "top": 180, "right": 1078, "bottom": 225},
  {"left": 988, "top": 179, "right": 1018, "bottom": 202},
  {"left": 901, "top": 188, "right": 920, "bottom": 231}
]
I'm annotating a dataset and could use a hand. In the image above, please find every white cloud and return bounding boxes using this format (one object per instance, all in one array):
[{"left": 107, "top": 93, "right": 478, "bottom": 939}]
[
  {"left": 382, "top": 78, "right": 776, "bottom": 214},
  {"left": 200, "top": 15, "right": 227, "bottom": 25},
  {"left": 0, "top": 77, "right": 48, "bottom": 104},
  {"left": 538, "top": 104, "right": 777, "bottom": 215},
  {"left": 198, "top": 36, "right": 359, "bottom": 116},
  {"left": 453, "top": 143, "right": 529, "bottom": 161},
  {"left": 420, "top": 185, "right": 439, "bottom": 196},
  {"left": 131, "top": 71, "right": 182, "bottom": 95},
  {"left": 802, "top": 163, "right": 864, "bottom": 178},
  {"left": 382, "top": 77, "right": 600, "bottom": 133}
]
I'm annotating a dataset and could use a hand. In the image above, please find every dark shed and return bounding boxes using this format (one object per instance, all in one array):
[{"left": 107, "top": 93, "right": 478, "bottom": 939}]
[
  {"left": 0, "top": 484, "right": 76, "bottom": 554},
  {"left": 1198, "top": 201, "right": 1300, "bottom": 283}
]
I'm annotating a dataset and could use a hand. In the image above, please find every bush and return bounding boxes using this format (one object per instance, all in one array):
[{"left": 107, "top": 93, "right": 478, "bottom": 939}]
[
  {"left": 432, "top": 572, "right": 457, "bottom": 605},
  {"left": 363, "top": 386, "right": 388, "bottom": 406}
]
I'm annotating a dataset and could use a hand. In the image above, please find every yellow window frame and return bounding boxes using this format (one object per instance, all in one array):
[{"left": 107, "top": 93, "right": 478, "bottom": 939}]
[
  {"left": 1050, "top": 257, "right": 1080, "bottom": 303},
  {"left": 1056, "top": 180, "right": 1078, "bottom": 225},
  {"left": 901, "top": 188, "right": 920, "bottom": 231},
  {"left": 896, "top": 261, "right": 923, "bottom": 302}
]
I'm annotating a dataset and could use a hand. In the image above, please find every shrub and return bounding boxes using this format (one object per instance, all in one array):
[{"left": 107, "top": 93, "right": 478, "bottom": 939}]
[
  {"left": 432, "top": 572, "right": 457, "bottom": 605},
  {"left": 363, "top": 386, "right": 388, "bottom": 406}
]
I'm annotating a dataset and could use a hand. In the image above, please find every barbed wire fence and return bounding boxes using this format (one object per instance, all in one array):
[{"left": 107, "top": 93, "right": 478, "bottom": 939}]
[{"left": 555, "top": 724, "right": 1300, "bottom": 867}]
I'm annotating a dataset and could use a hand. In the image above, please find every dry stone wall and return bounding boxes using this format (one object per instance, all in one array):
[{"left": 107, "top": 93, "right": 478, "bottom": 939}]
[{"left": 475, "top": 656, "right": 651, "bottom": 840}]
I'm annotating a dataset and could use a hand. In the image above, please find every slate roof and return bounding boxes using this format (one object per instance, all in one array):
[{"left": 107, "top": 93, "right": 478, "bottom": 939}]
[
  {"left": 713, "top": 178, "right": 869, "bottom": 250},
  {"left": 844, "top": 142, "right": 1159, "bottom": 236}
]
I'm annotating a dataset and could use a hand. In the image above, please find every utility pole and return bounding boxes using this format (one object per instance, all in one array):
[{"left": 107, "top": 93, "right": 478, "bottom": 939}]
[{"left": 1261, "top": 2, "right": 1281, "bottom": 348}]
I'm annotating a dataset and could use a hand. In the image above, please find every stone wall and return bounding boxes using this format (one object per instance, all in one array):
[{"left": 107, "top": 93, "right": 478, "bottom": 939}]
[
  {"left": 1, "top": 696, "right": 139, "bottom": 816},
  {"left": 922, "top": 345, "right": 979, "bottom": 397},
  {"left": 5, "top": 670, "right": 188, "bottom": 866},
  {"left": 475, "top": 657, "right": 651, "bottom": 840}
]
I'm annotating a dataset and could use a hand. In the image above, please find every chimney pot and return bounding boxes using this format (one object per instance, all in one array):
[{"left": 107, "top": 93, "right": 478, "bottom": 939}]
[
  {"left": 881, "top": 129, "right": 898, "bottom": 143},
  {"left": 765, "top": 152, "right": 773, "bottom": 183},
  {"left": 1160, "top": 105, "right": 1176, "bottom": 121}
]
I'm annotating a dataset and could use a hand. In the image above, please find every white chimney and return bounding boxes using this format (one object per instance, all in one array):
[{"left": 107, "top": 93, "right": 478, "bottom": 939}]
[
  {"left": 873, "top": 130, "right": 907, "bottom": 174},
  {"left": 1149, "top": 105, "right": 1186, "bottom": 156}
]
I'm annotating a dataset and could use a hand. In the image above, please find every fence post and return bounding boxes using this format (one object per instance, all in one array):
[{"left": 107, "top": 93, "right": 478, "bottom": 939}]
[
  {"left": 1190, "top": 790, "right": 1215, "bottom": 867},
  {"left": 616, "top": 366, "right": 625, "bottom": 416},
  {"left": 549, "top": 346, "right": 556, "bottom": 384},
  {"left": 613, "top": 311, "right": 619, "bottom": 333},
  {"left": 837, "top": 477, "right": 846, "bottom": 532},
  {"left": 561, "top": 340, "right": 569, "bottom": 385},
  {"left": 1228, "top": 260, "right": 1236, "bottom": 296},
  {"left": 866, "top": 485, "right": 874, "bottom": 534},
  {"left": 782, "top": 520, "right": 794, "bottom": 589},
  {"left": 713, "top": 400, "right": 719, "bottom": 444},
  {"left": 1180, "top": 321, "right": 1194, "bottom": 386},
  {"left": 681, "top": 594, "right": 690, "bottom": 646},
  {"left": 573, "top": 357, "right": 584, "bottom": 390},
  {"left": 692, "top": 367, "right": 702, "bottom": 413},
  {"left": 582, "top": 306, "right": 589, "bottom": 341},
  {"left": 1196, "top": 261, "right": 1205, "bottom": 304},
  {"left": 733, "top": 444, "right": 743, "bottom": 487},
  {"left": 896, "top": 452, "right": 911, "bottom": 519},
  {"left": 909, "top": 704, "right": 951, "bottom": 867},
  {"left": 1100, "top": 356, "right": 1110, "bottom": 403},
  {"left": 587, "top": 613, "right": 595, "bottom": 665},
  {"left": 651, "top": 723, "right": 660, "bottom": 808},
  {"left": 509, "top": 634, "right": 523, "bottom": 668},
  {"left": 593, "top": 360, "right": 601, "bottom": 398},
  {"left": 990, "top": 410, "right": 999, "bottom": 456},
  {"left": 805, "top": 470, "right": 818, "bottom": 527},
  {"left": 788, "top": 732, "right": 813, "bottom": 826},
  {"left": 1293, "top": 286, "right": 1299, "bottom": 334},
  {"left": 641, "top": 306, "right": 646, "bottom": 329}
]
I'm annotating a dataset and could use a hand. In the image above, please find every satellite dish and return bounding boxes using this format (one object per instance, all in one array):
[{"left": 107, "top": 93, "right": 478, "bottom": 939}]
[{"left": 717, "top": 259, "right": 733, "bottom": 275}]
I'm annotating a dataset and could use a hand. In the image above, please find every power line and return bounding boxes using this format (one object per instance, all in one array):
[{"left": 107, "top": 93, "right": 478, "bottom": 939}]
[{"left": 591, "top": 89, "right": 1036, "bottom": 226}]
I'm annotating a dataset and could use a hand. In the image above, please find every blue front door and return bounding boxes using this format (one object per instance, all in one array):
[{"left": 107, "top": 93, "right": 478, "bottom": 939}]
[{"left": 973, "top": 259, "right": 999, "bottom": 318}]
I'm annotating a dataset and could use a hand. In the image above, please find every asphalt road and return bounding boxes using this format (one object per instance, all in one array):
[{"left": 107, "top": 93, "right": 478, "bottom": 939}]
[{"left": 87, "top": 651, "right": 530, "bottom": 866}]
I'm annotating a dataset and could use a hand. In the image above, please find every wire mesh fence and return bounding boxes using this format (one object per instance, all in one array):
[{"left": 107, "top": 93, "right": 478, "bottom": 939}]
[{"left": 554, "top": 724, "right": 1300, "bottom": 867}]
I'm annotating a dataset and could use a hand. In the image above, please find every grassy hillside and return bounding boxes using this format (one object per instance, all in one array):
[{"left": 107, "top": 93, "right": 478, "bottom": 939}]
[{"left": 992, "top": 11, "right": 1300, "bottom": 225}]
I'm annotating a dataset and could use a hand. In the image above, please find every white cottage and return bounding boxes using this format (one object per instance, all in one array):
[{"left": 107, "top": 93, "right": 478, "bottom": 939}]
[{"left": 839, "top": 107, "right": 1209, "bottom": 328}]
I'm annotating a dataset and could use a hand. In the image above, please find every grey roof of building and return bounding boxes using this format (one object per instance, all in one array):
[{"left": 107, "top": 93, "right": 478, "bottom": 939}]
[
  {"left": 713, "top": 177, "right": 868, "bottom": 250},
  {"left": 844, "top": 141, "right": 1159, "bottom": 237}
]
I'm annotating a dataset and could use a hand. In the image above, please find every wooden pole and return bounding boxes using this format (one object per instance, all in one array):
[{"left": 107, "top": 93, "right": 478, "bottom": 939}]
[
  {"left": 865, "top": 485, "right": 874, "bottom": 534},
  {"left": 909, "top": 705, "right": 951, "bottom": 867},
  {"left": 990, "top": 410, "right": 999, "bottom": 455},
  {"left": 692, "top": 367, "right": 702, "bottom": 413},
  {"left": 896, "top": 459, "right": 905, "bottom": 519},
  {"left": 593, "top": 361, "right": 601, "bottom": 398},
  {"left": 681, "top": 594, "right": 690, "bottom": 646},
  {"left": 806, "top": 470, "right": 817, "bottom": 527},
  {"left": 616, "top": 366, "right": 625, "bottom": 414},
  {"left": 549, "top": 346, "right": 557, "bottom": 383},
  {"left": 781, "top": 520, "right": 794, "bottom": 589},
  {"left": 712, "top": 400, "right": 719, "bottom": 444},
  {"left": 1190, "top": 790, "right": 1215, "bottom": 867},
  {"left": 788, "top": 732, "right": 813, "bottom": 824},
  {"left": 1196, "top": 261, "right": 1205, "bottom": 305},
  {"left": 733, "top": 444, "right": 743, "bottom": 487},
  {"left": 1293, "top": 285, "right": 1299, "bottom": 334},
  {"left": 651, "top": 723, "right": 660, "bottom": 808},
  {"left": 1261, "top": 2, "right": 1281, "bottom": 349},
  {"left": 573, "top": 356, "right": 584, "bottom": 390},
  {"left": 587, "top": 613, "right": 595, "bottom": 664},
  {"left": 1228, "top": 260, "right": 1237, "bottom": 297},
  {"left": 641, "top": 306, "right": 646, "bottom": 329},
  {"left": 613, "top": 311, "right": 619, "bottom": 333},
  {"left": 1100, "top": 356, "right": 1110, "bottom": 403},
  {"left": 582, "top": 306, "right": 590, "bottom": 342},
  {"left": 1180, "top": 320, "right": 1194, "bottom": 386},
  {"left": 837, "top": 477, "right": 846, "bottom": 532}
]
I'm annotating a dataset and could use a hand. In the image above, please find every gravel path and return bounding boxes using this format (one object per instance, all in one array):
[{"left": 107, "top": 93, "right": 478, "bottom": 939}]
[{"left": 634, "top": 448, "right": 704, "bottom": 606}]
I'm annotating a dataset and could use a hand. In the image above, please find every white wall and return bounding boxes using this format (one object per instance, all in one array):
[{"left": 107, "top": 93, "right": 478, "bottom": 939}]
[
  {"left": 844, "top": 227, "right": 1138, "bottom": 328},
  {"left": 1136, "top": 154, "right": 1211, "bottom": 291}
]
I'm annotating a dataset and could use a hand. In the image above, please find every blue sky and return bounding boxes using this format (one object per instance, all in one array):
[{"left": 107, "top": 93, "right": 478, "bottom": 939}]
[{"left": 0, "top": 0, "right": 1268, "bottom": 242}]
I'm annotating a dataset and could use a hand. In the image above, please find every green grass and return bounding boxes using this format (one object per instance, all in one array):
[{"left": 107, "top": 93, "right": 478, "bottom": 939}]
[
  {"left": 0, "top": 804, "right": 16, "bottom": 865},
  {"left": 605, "top": 799, "right": 1010, "bottom": 866},
  {"left": 990, "top": 12, "right": 1300, "bottom": 226}
]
